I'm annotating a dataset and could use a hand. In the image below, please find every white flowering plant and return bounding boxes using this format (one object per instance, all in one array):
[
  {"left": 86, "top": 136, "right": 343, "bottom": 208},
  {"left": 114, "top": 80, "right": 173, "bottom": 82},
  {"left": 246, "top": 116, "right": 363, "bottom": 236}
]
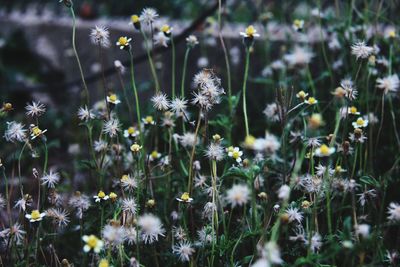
[{"left": 1, "top": 1, "right": 400, "bottom": 267}]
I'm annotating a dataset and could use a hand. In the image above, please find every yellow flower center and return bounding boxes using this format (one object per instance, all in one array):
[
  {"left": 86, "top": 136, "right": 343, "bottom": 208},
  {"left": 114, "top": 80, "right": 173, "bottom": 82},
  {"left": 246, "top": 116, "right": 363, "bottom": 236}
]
[
  {"left": 293, "top": 19, "right": 302, "bottom": 28},
  {"left": 121, "top": 174, "right": 129, "bottom": 181},
  {"left": 245, "top": 135, "right": 255, "bottom": 146},
  {"left": 128, "top": 127, "right": 136, "bottom": 135},
  {"left": 319, "top": 144, "right": 330, "bottom": 155},
  {"left": 31, "top": 210, "right": 41, "bottom": 220},
  {"left": 350, "top": 106, "right": 357, "bottom": 114},
  {"left": 130, "top": 143, "right": 141, "bottom": 152},
  {"left": 109, "top": 192, "right": 117, "bottom": 199},
  {"left": 245, "top": 25, "right": 256, "bottom": 36},
  {"left": 335, "top": 165, "right": 342, "bottom": 173},
  {"left": 151, "top": 151, "right": 159, "bottom": 159},
  {"left": 389, "top": 30, "right": 396, "bottom": 38},
  {"left": 212, "top": 134, "right": 221, "bottom": 141},
  {"left": 307, "top": 97, "right": 316, "bottom": 104},
  {"left": 99, "top": 259, "right": 109, "bottom": 267},
  {"left": 131, "top": 15, "right": 140, "bottom": 23},
  {"left": 145, "top": 116, "right": 154, "bottom": 124},
  {"left": 356, "top": 118, "right": 364, "bottom": 126},
  {"left": 180, "top": 192, "right": 190, "bottom": 201},
  {"left": 297, "top": 91, "right": 306, "bottom": 98},
  {"left": 98, "top": 191, "right": 106, "bottom": 198},
  {"left": 118, "top": 37, "right": 128, "bottom": 46},
  {"left": 161, "top": 24, "right": 170, "bottom": 33},
  {"left": 232, "top": 151, "right": 240, "bottom": 159},
  {"left": 109, "top": 94, "right": 117, "bottom": 102},
  {"left": 32, "top": 126, "right": 42, "bottom": 136},
  {"left": 87, "top": 235, "right": 98, "bottom": 248}
]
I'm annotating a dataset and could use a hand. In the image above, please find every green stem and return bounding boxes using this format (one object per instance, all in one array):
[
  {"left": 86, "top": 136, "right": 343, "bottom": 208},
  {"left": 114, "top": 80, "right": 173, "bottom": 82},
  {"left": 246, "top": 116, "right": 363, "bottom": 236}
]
[
  {"left": 181, "top": 48, "right": 190, "bottom": 98},
  {"left": 69, "top": 6, "right": 89, "bottom": 105},
  {"left": 171, "top": 36, "right": 176, "bottom": 98},
  {"left": 141, "top": 30, "right": 160, "bottom": 93},
  {"left": 128, "top": 48, "right": 142, "bottom": 139},
  {"left": 242, "top": 49, "right": 250, "bottom": 137}
]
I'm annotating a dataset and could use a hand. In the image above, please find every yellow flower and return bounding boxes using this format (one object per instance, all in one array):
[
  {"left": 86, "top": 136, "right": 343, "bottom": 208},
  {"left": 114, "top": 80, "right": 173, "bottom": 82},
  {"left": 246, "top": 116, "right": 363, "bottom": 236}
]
[
  {"left": 25, "top": 209, "right": 46, "bottom": 222},
  {"left": 296, "top": 90, "right": 308, "bottom": 100},
  {"left": 292, "top": 19, "right": 304, "bottom": 31},
  {"left": 332, "top": 87, "right": 346, "bottom": 98},
  {"left": 124, "top": 126, "right": 139, "bottom": 138},
  {"left": 244, "top": 135, "right": 256, "bottom": 148},
  {"left": 146, "top": 199, "right": 156, "bottom": 208},
  {"left": 131, "top": 15, "right": 140, "bottom": 24},
  {"left": 99, "top": 259, "right": 109, "bottom": 267},
  {"left": 212, "top": 134, "right": 222, "bottom": 142},
  {"left": 82, "top": 234, "right": 104, "bottom": 253},
  {"left": 177, "top": 192, "right": 193, "bottom": 203},
  {"left": 240, "top": 25, "right": 260, "bottom": 38},
  {"left": 143, "top": 115, "right": 155, "bottom": 125},
  {"left": 116, "top": 36, "right": 132, "bottom": 49},
  {"left": 160, "top": 24, "right": 172, "bottom": 35},
  {"left": 121, "top": 174, "right": 129, "bottom": 181},
  {"left": 30, "top": 125, "right": 47, "bottom": 140},
  {"left": 94, "top": 190, "right": 109, "bottom": 202},
  {"left": 352, "top": 117, "right": 368, "bottom": 128},
  {"left": 130, "top": 143, "right": 142, "bottom": 153},
  {"left": 301, "top": 200, "right": 312, "bottom": 209},
  {"left": 109, "top": 192, "right": 117, "bottom": 201},
  {"left": 305, "top": 97, "right": 317, "bottom": 105},
  {"left": 107, "top": 94, "right": 121, "bottom": 105},
  {"left": 315, "top": 144, "right": 335, "bottom": 157},
  {"left": 308, "top": 113, "right": 324, "bottom": 129},
  {"left": 149, "top": 150, "right": 161, "bottom": 161}
]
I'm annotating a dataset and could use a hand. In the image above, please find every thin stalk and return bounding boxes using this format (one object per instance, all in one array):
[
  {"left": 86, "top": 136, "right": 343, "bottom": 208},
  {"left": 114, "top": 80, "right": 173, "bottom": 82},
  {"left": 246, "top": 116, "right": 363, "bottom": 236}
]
[
  {"left": 181, "top": 48, "right": 190, "bottom": 98},
  {"left": 128, "top": 48, "right": 143, "bottom": 139},
  {"left": 187, "top": 111, "right": 202, "bottom": 194},
  {"left": 171, "top": 36, "right": 176, "bottom": 98},
  {"left": 69, "top": 6, "right": 89, "bottom": 105},
  {"left": 242, "top": 49, "right": 250, "bottom": 137},
  {"left": 140, "top": 30, "right": 160, "bottom": 92}
]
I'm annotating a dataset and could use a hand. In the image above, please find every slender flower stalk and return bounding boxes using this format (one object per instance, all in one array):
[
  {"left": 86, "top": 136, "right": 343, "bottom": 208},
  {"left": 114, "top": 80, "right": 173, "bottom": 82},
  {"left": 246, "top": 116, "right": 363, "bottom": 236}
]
[
  {"left": 69, "top": 5, "right": 89, "bottom": 105},
  {"left": 242, "top": 48, "right": 250, "bottom": 137},
  {"left": 140, "top": 30, "right": 160, "bottom": 93},
  {"left": 180, "top": 47, "right": 190, "bottom": 98},
  {"left": 171, "top": 36, "right": 176, "bottom": 98},
  {"left": 128, "top": 48, "right": 142, "bottom": 139}
]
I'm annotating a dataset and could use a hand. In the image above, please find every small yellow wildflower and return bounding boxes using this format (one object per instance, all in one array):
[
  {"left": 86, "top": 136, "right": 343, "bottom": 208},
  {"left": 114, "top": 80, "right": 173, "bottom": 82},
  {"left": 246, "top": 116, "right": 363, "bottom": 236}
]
[
  {"left": 130, "top": 143, "right": 142, "bottom": 153},
  {"left": 98, "top": 259, "right": 109, "bottom": 267},
  {"left": 25, "top": 209, "right": 46, "bottom": 222},
  {"left": 352, "top": 117, "right": 368, "bottom": 128},
  {"left": 292, "top": 19, "right": 304, "bottom": 31},
  {"left": 94, "top": 190, "right": 109, "bottom": 202},
  {"left": 160, "top": 24, "right": 172, "bottom": 35},
  {"left": 176, "top": 192, "right": 193, "bottom": 203},
  {"left": 124, "top": 126, "right": 139, "bottom": 138},
  {"left": 296, "top": 90, "right": 308, "bottom": 100},
  {"left": 142, "top": 115, "right": 155, "bottom": 125},
  {"left": 109, "top": 192, "right": 117, "bottom": 201},
  {"left": 240, "top": 25, "right": 260, "bottom": 39},
  {"left": 228, "top": 147, "right": 243, "bottom": 163},
  {"left": 146, "top": 199, "right": 156, "bottom": 208},
  {"left": 308, "top": 113, "right": 324, "bottom": 129},
  {"left": 116, "top": 36, "right": 132, "bottom": 49},
  {"left": 82, "top": 234, "right": 104, "bottom": 253},
  {"left": 106, "top": 94, "right": 121, "bottom": 105},
  {"left": 315, "top": 144, "right": 335, "bottom": 157},
  {"left": 149, "top": 150, "right": 161, "bottom": 161},
  {"left": 304, "top": 97, "right": 317, "bottom": 105}
]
